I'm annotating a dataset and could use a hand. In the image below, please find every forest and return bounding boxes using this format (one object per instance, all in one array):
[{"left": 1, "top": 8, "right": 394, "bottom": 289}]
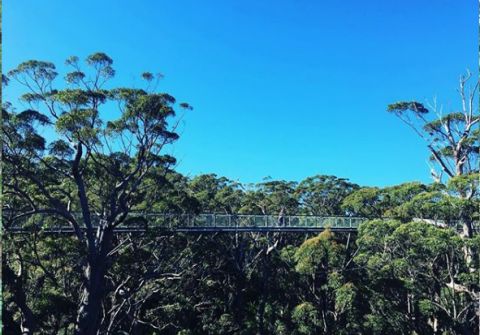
[{"left": 2, "top": 53, "right": 479, "bottom": 334}]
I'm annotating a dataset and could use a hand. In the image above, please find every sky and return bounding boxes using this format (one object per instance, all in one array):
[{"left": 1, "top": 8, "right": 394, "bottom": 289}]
[{"left": 3, "top": 0, "right": 478, "bottom": 187}]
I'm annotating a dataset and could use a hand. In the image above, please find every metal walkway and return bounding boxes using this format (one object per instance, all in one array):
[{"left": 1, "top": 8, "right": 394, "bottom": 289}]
[
  {"left": 6, "top": 213, "right": 472, "bottom": 234},
  {"left": 6, "top": 214, "right": 367, "bottom": 234}
]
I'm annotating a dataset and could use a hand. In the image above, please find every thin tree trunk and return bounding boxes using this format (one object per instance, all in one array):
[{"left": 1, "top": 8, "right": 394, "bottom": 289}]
[
  {"left": 257, "top": 256, "right": 269, "bottom": 335},
  {"left": 3, "top": 264, "right": 37, "bottom": 335}
]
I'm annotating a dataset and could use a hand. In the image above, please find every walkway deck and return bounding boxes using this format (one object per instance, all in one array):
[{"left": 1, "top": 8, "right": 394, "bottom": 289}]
[{"left": 5, "top": 213, "right": 467, "bottom": 234}]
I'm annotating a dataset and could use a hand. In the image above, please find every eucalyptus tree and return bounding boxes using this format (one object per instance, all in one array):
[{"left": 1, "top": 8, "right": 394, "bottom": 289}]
[
  {"left": 387, "top": 72, "right": 479, "bottom": 236},
  {"left": 239, "top": 180, "right": 299, "bottom": 215},
  {"left": 189, "top": 174, "right": 244, "bottom": 214},
  {"left": 293, "top": 229, "right": 362, "bottom": 334},
  {"left": 356, "top": 220, "right": 478, "bottom": 334},
  {"left": 137, "top": 169, "right": 202, "bottom": 214},
  {"left": 341, "top": 187, "right": 385, "bottom": 219},
  {"left": 3, "top": 53, "right": 191, "bottom": 334},
  {"left": 3, "top": 232, "right": 81, "bottom": 334},
  {"left": 295, "top": 175, "right": 359, "bottom": 216}
]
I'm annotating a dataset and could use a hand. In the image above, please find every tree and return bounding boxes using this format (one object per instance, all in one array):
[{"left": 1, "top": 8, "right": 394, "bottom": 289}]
[
  {"left": 387, "top": 72, "right": 479, "bottom": 236},
  {"left": 137, "top": 169, "right": 202, "bottom": 214},
  {"left": 3, "top": 231, "right": 80, "bottom": 334},
  {"left": 293, "top": 230, "right": 362, "bottom": 334},
  {"left": 295, "top": 175, "right": 359, "bottom": 216},
  {"left": 189, "top": 174, "right": 243, "bottom": 214},
  {"left": 356, "top": 220, "right": 478, "bottom": 334},
  {"left": 341, "top": 187, "right": 385, "bottom": 219},
  {"left": 3, "top": 53, "right": 191, "bottom": 335},
  {"left": 387, "top": 73, "right": 478, "bottom": 180},
  {"left": 239, "top": 180, "right": 299, "bottom": 215}
]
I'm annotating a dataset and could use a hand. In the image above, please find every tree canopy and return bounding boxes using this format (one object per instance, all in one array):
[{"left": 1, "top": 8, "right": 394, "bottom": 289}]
[{"left": 2, "top": 55, "right": 479, "bottom": 335}]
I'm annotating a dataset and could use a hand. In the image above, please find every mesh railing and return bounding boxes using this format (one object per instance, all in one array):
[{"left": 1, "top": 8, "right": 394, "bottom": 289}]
[
  {"left": 3, "top": 213, "right": 477, "bottom": 233},
  {"left": 119, "top": 214, "right": 365, "bottom": 229}
]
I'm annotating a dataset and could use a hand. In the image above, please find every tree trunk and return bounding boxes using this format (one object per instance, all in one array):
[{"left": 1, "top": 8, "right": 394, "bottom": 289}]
[
  {"left": 75, "top": 259, "right": 108, "bottom": 334},
  {"left": 75, "top": 229, "right": 113, "bottom": 335},
  {"left": 257, "top": 257, "right": 269, "bottom": 335},
  {"left": 461, "top": 219, "right": 473, "bottom": 239},
  {"left": 3, "top": 263, "right": 37, "bottom": 335}
]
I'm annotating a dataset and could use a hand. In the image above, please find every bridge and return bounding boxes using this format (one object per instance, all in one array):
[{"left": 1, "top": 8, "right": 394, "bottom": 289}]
[{"left": 4, "top": 213, "right": 464, "bottom": 234}]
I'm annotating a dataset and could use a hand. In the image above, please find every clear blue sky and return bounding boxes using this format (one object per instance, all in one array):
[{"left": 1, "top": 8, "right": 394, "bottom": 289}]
[{"left": 3, "top": 0, "right": 477, "bottom": 187}]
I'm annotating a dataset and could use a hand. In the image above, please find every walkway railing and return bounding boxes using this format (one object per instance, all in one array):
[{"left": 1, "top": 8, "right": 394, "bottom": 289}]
[
  {"left": 130, "top": 214, "right": 366, "bottom": 231},
  {"left": 5, "top": 213, "right": 366, "bottom": 233},
  {"left": 3, "top": 213, "right": 476, "bottom": 234}
]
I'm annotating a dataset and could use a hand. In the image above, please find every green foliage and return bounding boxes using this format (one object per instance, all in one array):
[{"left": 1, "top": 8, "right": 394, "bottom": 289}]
[
  {"left": 189, "top": 174, "right": 243, "bottom": 214},
  {"left": 8, "top": 60, "right": 58, "bottom": 81},
  {"left": 341, "top": 187, "right": 384, "bottom": 218},
  {"left": 294, "top": 229, "right": 343, "bottom": 275},
  {"left": 292, "top": 302, "right": 321, "bottom": 335},
  {"left": 356, "top": 220, "right": 477, "bottom": 334},
  {"left": 387, "top": 101, "right": 429, "bottom": 115},
  {"left": 3, "top": 54, "right": 479, "bottom": 334},
  {"left": 296, "top": 175, "right": 359, "bottom": 215}
]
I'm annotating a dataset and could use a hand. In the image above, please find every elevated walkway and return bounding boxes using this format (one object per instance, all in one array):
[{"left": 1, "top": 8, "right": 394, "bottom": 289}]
[{"left": 5, "top": 213, "right": 475, "bottom": 234}]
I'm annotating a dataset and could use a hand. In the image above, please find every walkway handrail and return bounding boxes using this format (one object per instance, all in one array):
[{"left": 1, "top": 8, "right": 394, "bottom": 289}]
[{"left": 3, "top": 213, "right": 477, "bottom": 234}]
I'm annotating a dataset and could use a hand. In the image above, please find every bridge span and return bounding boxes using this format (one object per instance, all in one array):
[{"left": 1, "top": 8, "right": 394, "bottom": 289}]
[{"left": 4, "top": 213, "right": 465, "bottom": 234}]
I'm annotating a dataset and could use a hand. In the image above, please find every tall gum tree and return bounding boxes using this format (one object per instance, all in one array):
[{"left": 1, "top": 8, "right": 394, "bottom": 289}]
[
  {"left": 387, "top": 72, "right": 479, "bottom": 237},
  {"left": 3, "top": 53, "right": 192, "bottom": 335}
]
